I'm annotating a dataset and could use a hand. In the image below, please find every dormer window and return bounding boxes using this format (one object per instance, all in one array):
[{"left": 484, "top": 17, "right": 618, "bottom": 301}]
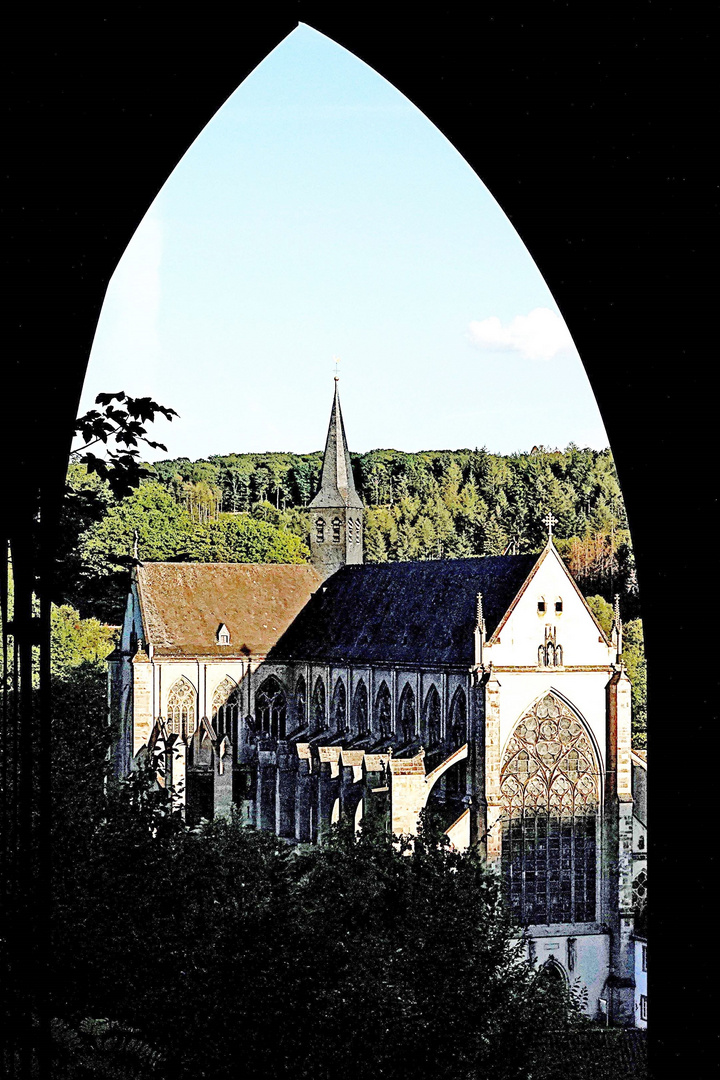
[
  {"left": 555, "top": 598, "right": 563, "bottom": 615},
  {"left": 537, "top": 598, "right": 546, "bottom": 615},
  {"left": 217, "top": 623, "right": 231, "bottom": 646},
  {"left": 315, "top": 517, "right": 325, "bottom": 543}
]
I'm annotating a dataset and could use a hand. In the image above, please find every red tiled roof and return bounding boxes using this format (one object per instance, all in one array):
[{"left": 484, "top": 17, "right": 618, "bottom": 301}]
[{"left": 136, "top": 562, "right": 323, "bottom": 657}]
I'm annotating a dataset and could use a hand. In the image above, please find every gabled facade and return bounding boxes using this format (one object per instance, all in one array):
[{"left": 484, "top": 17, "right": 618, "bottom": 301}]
[{"left": 109, "top": 382, "right": 647, "bottom": 1027}]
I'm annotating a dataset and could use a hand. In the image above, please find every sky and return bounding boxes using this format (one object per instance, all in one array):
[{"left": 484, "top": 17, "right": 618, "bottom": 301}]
[{"left": 81, "top": 24, "right": 609, "bottom": 462}]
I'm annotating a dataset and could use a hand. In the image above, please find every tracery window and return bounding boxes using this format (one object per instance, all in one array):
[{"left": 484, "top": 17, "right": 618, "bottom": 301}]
[
  {"left": 167, "top": 678, "right": 197, "bottom": 739},
  {"left": 295, "top": 675, "right": 307, "bottom": 729},
  {"left": 332, "top": 517, "right": 342, "bottom": 543},
  {"left": 312, "top": 677, "right": 326, "bottom": 732},
  {"left": 449, "top": 688, "right": 467, "bottom": 748},
  {"left": 315, "top": 517, "right": 325, "bottom": 543},
  {"left": 353, "top": 681, "right": 369, "bottom": 735},
  {"left": 633, "top": 869, "right": 647, "bottom": 934},
  {"left": 375, "top": 681, "right": 392, "bottom": 739},
  {"left": 332, "top": 679, "right": 347, "bottom": 732},
  {"left": 399, "top": 684, "right": 416, "bottom": 744},
  {"left": 422, "top": 685, "right": 441, "bottom": 747},
  {"left": 212, "top": 675, "right": 242, "bottom": 739},
  {"left": 500, "top": 692, "right": 598, "bottom": 925},
  {"left": 255, "top": 676, "right": 287, "bottom": 739}
]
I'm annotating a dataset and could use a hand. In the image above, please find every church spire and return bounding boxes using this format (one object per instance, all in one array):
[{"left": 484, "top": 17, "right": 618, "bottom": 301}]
[
  {"left": 309, "top": 378, "right": 363, "bottom": 511},
  {"left": 308, "top": 379, "right": 364, "bottom": 578}
]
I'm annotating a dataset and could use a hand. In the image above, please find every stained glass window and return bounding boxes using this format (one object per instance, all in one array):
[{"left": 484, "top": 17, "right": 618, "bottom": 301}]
[
  {"left": 500, "top": 692, "right": 598, "bottom": 925},
  {"left": 167, "top": 678, "right": 197, "bottom": 739},
  {"left": 255, "top": 676, "right": 287, "bottom": 739},
  {"left": 422, "top": 685, "right": 441, "bottom": 747},
  {"left": 332, "top": 679, "right": 347, "bottom": 732},
  {"left": 449, "top": 688, "right": 467, "bottom": 748},
  {"left": 212, "top": 675, "right": 242, "bottom": 739},
  {"left": 295, "top": 675, "right": 307, "bottom": 729},
  {"left": 399, "top": 684, "right": 416, "bottom": 744},
  {"left": 312, "top": 677, "right": 326, "bottom": 732},
  {"left": 375, "top": 682, "right": 392, "bottom": 738},
  {"left": 353, "top": 681, "right": 369, "bottom": 735}
]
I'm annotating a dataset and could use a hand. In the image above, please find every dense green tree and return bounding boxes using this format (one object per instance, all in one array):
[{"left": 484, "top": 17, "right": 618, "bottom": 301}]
[
  {"left": 623, "top": 619, "right": 647, "bottom": 750},
  {"left": 50, "top": 605, "right": 117, "bottom": 679}
]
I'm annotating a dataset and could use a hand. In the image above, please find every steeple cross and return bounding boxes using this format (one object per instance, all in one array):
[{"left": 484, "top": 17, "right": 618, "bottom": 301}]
[
  {"left": 543, "top": 511, "right": 558, "bottom": 539},
  {"left": 333, "top": 355, "right": 341, "bottom": 381}
]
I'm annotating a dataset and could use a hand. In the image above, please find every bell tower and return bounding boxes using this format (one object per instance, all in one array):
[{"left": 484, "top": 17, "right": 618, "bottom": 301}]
[{"left": 308, "top": 378, "right": 364, "bottom": 579}]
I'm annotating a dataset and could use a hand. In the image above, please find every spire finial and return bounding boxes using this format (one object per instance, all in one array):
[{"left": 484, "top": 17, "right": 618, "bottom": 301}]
[
  {"left": 543, "top": 511, "right": 557, "bottom": 540},
  {"left": 333, "top": 355, "right": 340, "bottom": 381},
  {"left": 133, "top": 528, "right": 139, "bottom": 561}
]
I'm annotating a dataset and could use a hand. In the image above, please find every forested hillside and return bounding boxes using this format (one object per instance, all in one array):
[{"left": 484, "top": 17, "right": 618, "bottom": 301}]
[{"left": 54, "top": 443, "right": 645, "bottom": 746}]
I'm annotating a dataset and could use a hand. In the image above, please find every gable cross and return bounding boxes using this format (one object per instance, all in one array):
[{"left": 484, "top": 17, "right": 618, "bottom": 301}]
[{"left": 543, "top": 511, "right": 557, "bottom": 540}]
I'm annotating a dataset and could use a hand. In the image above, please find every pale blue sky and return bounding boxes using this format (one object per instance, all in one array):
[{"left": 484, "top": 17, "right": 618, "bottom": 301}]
[{"left": 81, "top": 24, "right": 609, "bottom": 460}]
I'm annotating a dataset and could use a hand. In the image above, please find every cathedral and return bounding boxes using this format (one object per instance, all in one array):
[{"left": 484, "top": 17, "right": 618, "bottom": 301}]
[{"left": 110, "top": 380, "right": 647, "bottom": 1028}]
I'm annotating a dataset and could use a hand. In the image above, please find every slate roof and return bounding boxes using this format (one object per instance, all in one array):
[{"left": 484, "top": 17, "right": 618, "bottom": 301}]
[
  {"left": 135, "top": 562, "right": 323, "bottom": 657},
  {"left": 268, "top": 555, "right": 539, "bottom": 666},
  {"left": 308, "top": 380, "right": 363, "bottom": 510}
]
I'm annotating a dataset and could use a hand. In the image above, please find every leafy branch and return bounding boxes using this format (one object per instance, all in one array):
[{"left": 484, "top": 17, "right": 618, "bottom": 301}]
[{"left": 72, "top": 392, "right": 178, "bottom": 499}]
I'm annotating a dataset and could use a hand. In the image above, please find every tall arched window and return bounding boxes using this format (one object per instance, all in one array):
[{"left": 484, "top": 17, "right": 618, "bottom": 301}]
[
  {"left": 315, "top": 517, "right": 325, "bottom": 543},
  {"left": 255, "top": 676, "right": 287, "bottom": 740},
  {"left": 332, "top": 517, "right": 342, "bottom": 543},
  {"left": 295, "top": 674, "right": 307, "bottom": 730},
  {"left": 422, "top": 685, "right": 441, "bottom": 747},
  {"left": 353, "top": 681, "right": 369, "bottom": 735},
  {"left": 500, "top": 692, "right": 599, "bottom": 926},
  {"left": 212, "top": 675, "right": 242, "bottom": 739},
  {"left": 449, "top": 687, "right": 467, "bottom": 748},
  {"left": 332, "top": 679, "right": 347, "bottom": 732},
  {"left": 167, "top": 677, "right": 197, "bottom": 739},
  {"left": 312, "top": 677, "right": 326, "bottom": 732},
  {"left": 398, "top": 684, "right": 416, "bottom": 744},
  {"left": 375, "top": 681, "right": 392, "bottom": 739}
]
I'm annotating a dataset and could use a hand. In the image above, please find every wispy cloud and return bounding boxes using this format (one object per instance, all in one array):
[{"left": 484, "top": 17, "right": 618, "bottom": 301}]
[{"left": 468, "top": 307, "right": 576, "bottom": 361}]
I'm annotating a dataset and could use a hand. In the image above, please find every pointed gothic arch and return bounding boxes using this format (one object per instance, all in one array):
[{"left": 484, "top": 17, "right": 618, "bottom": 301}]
[
  {"left": 449, "top": 687, "right": 467, "bottom": 747},
  {"left": 166, "top": 677, "right": 197, "bottom": 739},
  {"left": 352, "top": 680, "right": 369, "bottom": 736},
  {"left": 294, "top": 674, "right": 307, "bottom": 730},
  {"left": 500, "top": 691, "right": 599, "bottom": 926},
  {"left": 332, "top": 678, "right": 347, "bottom": 732},
  {"left": 398, "top": 683, "right": 416, "bottom": 744},
  {"left": 374, "top": 681, "right": 392, "bottom": 739},
  {"left": 311, "top": 677, "right": 326, "bottom": 733},
  {"left": 422, "top": 684, "right": 442, "bottom": 747},
  {"left": 255, "top": 676, "right": 287, "bottom": 740},
  {"left": 211, "top": 675, "right": 242, "bottom": 739}
]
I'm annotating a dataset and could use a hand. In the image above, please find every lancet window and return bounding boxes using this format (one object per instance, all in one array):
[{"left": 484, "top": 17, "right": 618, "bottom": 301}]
[
  {"left": 312, "top": 677, "right": 326, "bottom": 732},
  {"left": 212, "top": 676, "right": 242, "bottom": 739},
  {"left": 353, "top": 681, "right": 369, "bottom": 735},
  {"left": 167, "top": 678, "right": 197, "bottom": 739},
  {"left": 500, "top": 692, "right": 599, "bottom": 926},
  {"left": 399, "top": 684, "right": 416, "bottom": 744},
  {"left": 332, "top": 679, "right": 347, "bottom": 732},
  {"left": 295, "top": 675, "right": 307, "bottom": 730},
  {"left": 449, "top": 688, "right": 467, "bottom": 748},
  {"left": 315, "top": 517, "right": 325, "bottom": 543},
  {"left": 375, "top": 682, "right": 392, "bottom": 739},
  {"left": 255, "top": 676, "right": 287, "bottom": 740},
  {"left": 332, "top": 517, "right": 342, "bottom": 543},
  {"left": 422, "top": 685, "right": 442, "bottom": 747}
]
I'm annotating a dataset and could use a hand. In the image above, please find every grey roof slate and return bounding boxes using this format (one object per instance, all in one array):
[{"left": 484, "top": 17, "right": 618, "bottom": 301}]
[
  {"left": 268, "top": 555, "right": 539, "bottom": 666},
  {"left": 308, "top": 380, "right": 363, "bottom": 510}
]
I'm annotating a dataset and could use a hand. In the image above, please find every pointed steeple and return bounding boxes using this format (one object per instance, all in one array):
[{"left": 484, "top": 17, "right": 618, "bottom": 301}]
[
  {"left": 309, "top": 378, "right": 363, "bottom": 510},
  {"left": 308, "top": 379, "right": 364, "bottom": 579}
]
